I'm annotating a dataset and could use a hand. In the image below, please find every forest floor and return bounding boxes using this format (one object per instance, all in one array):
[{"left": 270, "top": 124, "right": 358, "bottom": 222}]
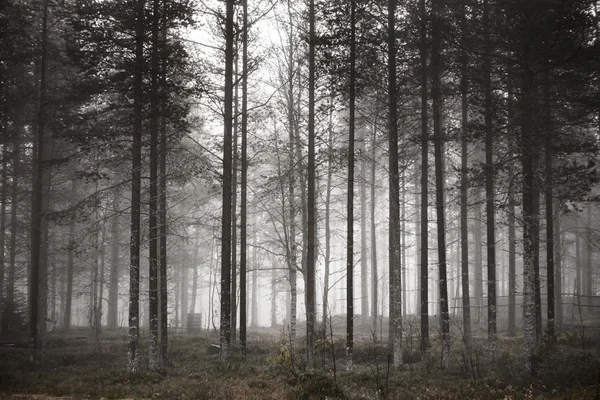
[{"left": 0, "top": 319, "right": 599, "bottom": 399}]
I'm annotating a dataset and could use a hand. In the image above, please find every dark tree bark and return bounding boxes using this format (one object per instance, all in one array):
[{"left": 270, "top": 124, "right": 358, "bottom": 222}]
[
  {"left": 507, "top": 65, "right": 517, "bottom": 337},
  {"left": 231, "top": 46, "right": 239, "bottom": 343},
  {"left": 459, "top": 0, "right": 472, "bottom": 344},
  {"left": 370, "top": 121, "right": 378, "bottom": 335},
  {"left": 360, "top": 131, "right": 368, "bottom": 320},
  {"left": 251, "top": 229, "right": 258, "bottom": 328},
  {"left": 240, "top": 0, "right": 248, "bottom": 356},
  {"left": 483, "top": 0, "right": 497, "bottom": 348},
  {"left": 418, "top": 0, "right": 429, "bottom": 353},
  {"left": 190, "top": 237, "right": 199, "bottom": 314},
  {"left": 220, "top": 0, "right": 235, "bottom": 361},
  {"left": 431, "top": 0, "right": 450, "bottom": 367},
  {"left": 544, "top": 79, "right": 555, "bottom": 338},
  {"left": 30, "top": 0, "right": 48, "bottom": 362},
  {"left": 0, "top": 157, "right": 6, "bottom": 308},
  {"left": 128, "top": 0, "right": 145, "bottom": 374},
  {"left": 148, "top": 0, "right": 161, "bottom": 371},
  {"left": 323, "top": 93, "right": 333, "bottom": 328},
  {"left": 346, "top": 0, "right": 356, "bottom": 369},
  {"left": 388, "top": 0, "right": 402, "bottom": 368},
  {"left": 159, "top": 0, "right": 168, "bottom": 368},
  {"left": 107, "top": 188, "right": 120, "bottom": 330},
  {"left": 306, "top": 0, "right": 316, "bottom": 367}
]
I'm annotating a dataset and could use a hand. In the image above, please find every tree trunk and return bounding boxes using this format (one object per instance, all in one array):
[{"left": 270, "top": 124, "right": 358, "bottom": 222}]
[
  {"left": 306, "top": 0, "right": 317, "bottom": 368},
  {"left": 159, "top": 2, "right": 168, "bottom": 368},
  {"left": 271, "top": 266, "right": 277, "bottom": 328},
  {"left": 370, "top": 121, "right": 378, "bottom": 335},
  {"left": 240, "top": 0, "right": 249, "bottom": 356},
  {"left": 30, "top": 0, "right": 48, "bottom": 362},
  {"left": 346, "top": 0, "right": 356, "bottom": 369},
  {"left": 483, "top": 0, "right": 497, "bottom": 350},
  {"left": 0, "top": 157, "right": 6, "bottom": 311},
  {"left": 220, "top": 0, "right": 235, "bottom": 361},
  {"left": 520, "top": 55, "right": 538, "bottom": 375},
  {"left": 323, "top": 94, "right": 334, "bottom": 329},
  {"left": 127, "top": 0, "right": 144, "bottom": 374},
  {"left": 251, "top": 226, "right": 258, "bottom": 328},
  {"left": 107, "top": 188, "right": 120, "bottom": 330},
  {"left": 190, "top": 236, "right": 200, "bottom": 314},
  {"left": 554, "top": 203, "right": 562, "bottom": 329},
  {"left": 360, "top": 129, "right": 368, "bottom": 320},
  {"left": 507, "top": 66, "right": 517, "bottom": 337},
  {"left": 419, "top": 0, "right": 429, "bottom": 353},
  {"left": 148, "top": 0, "right": 161, "bottom": 371},
  {"left": 231, "top": 45, "right": 239, "bottom": 344},
  {"left": 431, "top": 0, "right": 450, "bottom": 368},
  {"left": 459, "top": 0, "right": 471, "bottom": 344},
  {"left": 544, "top": 79, "right": 555, "bottom": 338}
]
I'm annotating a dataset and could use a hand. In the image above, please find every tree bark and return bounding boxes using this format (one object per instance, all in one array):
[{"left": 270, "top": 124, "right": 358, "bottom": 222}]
[
  {"left": 159, "top": 1, "right": 168, "bottom": 368},
  {"left": 220, "top": 0, "right": 235, "bottom": 361},
  {"left": 419, "top": 0, "right": 429, "bottom": 353},
  {"left": 483, "top": 0, "right": 497, "bottom": 349},
  {"left": 507, "top": 65, "right": 517, "bottom": 337},
  {"left": 431, "top": 0, "right": 450, "bottom": 367},
  {"left": 107, "top": 188, "right": 120, "bottom": 330},
  {"left": 346, "top": 0, "right": 356, "bottom": 369},
  {"left": 240, "top": 0, "right": 249, "bottom": 356},
  {"left": 148, "top": 0, "right": 161, "bottom": 371},
  {"left": 306, "top": 0, "right": 317, "bottom": 367},
  {"left": 128, "top": 0, "right": 145, "bottom": 374},
  {"left": 459, "top": 0, "right": 471, "bottom": 343},
  {"left": 30, "top": 0, "right": 48, "bottom": 362},
  {"left": 370, "top": 121, "right": 378, "bottom": 335}
]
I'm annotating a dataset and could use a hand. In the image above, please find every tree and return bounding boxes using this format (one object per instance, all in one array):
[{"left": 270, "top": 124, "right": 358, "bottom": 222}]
[
  {"left": 239, "top": 0, "right": 249, "bottom": 356},
  {"left": 30, "top": 0, "right": 49, "bottom": 362},
  {"left": 418, "top": 0, "right": 429, "bottom": 354},
  {"left": 220, "top": 0, "right": 235, "bottom": 361},
  {"left": 128, "top": 0, "right": 145, "bottom": 374},
  {"left": 387, "top": 0, "right": 402, "bottom": 368},
  {"left": 306, "top": 0, "right": 317, "bottom": 367},
  {"left": 346, "top": 0, "right": 356, "bottom": 370},
  {"left": 431, "top": 0, "right": 450, "bottom": 368}
]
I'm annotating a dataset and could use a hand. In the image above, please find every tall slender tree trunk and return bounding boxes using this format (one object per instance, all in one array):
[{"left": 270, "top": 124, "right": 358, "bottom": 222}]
[
  {"left": 419, "top": 0, "right": 430, "bottom": 353},
  {"left": 107, "top": 188, "right": 120, "bottom": 330},
  {"left": 148, "top": 0, "right": 161, "bottom": 371},
  {"left": 270, "top": 266, "right": 277, "bottom": 328},
  {"left": 520, "top": 49, "right": 538, "bottom": 375},
  {"left": 431, "top": 0, "right": 450, "bottom": 367},
  {"left": 323, "top": 94, "right": 334, "bottom": 329},
  {"left": 401, "top": 171, "right": 407, "bottom": 318},
  {"left": 370, "top": 122, "right": 378, "bottom": 335},
  {"left": 190, "top": 236, "right": 200, "bottom": 314},
  {"left": 360, "top": 132, "right": 368, "bottom": 320},
  {"left": 220, "top": 0, "right": 235, "bottom": 361},
  {"left": 483, "top": 0, "right": 497, "bottom": 350},
  {"left": 544, "top": 78, "right": 555, "bottom": 338},
  {"left": 158, "top": 0, "right": 168, "bottom": 368},
  {"left": 554, "top": 202, "right": 562, "bottom": 329},
  {"left": 240, "top": 0, "right": 249, "bottom": 356},
  {"left": 251, "top": 225, "right": 258, "bottom": 328},
  {"left": 306, "top": 0, "right": 317, "bottom": 367},
  {"left": 0, "top": 157, "right": 6, "bottom": 311},
  {"left": 507, "top": 66, "right": 517, "bottom": 337},
  {"left": 128, "top": 0, "right": 145, "bottom": 374},
  {"left": 231, "top": 46, "right": 239, "bottom": 344},
  {"left": 6, "top": 121, "right": 20, "bottom": 323},
  {"left": 346, "top": 0, "right": 356, "bottom": 369},
  {"left": 388, "top": 0, "right": 402, "bottom": 368},
  {"left": 30, "top": 0, "right": 49, "bottom": 362},
  {"left": 459, "top": 0, "right": 471, "bottom": 344}
]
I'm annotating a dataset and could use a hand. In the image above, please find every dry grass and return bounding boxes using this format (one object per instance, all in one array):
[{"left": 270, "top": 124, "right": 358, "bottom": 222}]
[{"left": 0, "top": 324, "right": 598, "bottom": 399}]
